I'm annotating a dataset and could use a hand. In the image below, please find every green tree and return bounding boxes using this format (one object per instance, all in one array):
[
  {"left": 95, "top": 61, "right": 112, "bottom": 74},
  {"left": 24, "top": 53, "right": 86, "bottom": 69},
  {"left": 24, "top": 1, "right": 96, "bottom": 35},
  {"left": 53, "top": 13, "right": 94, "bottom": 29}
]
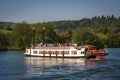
[
  {"left": 34, "top": 22, "right": 60, "bottom": 43},
  {"left": 0, "top": 32, "right": 9, "bottom": 49},
  {"left": 97, "top": 27, "right": 109, "bottom": 34},
  {"left": 107, "top": 33, "right": 120, "bottom": 47},
  {"left": 12, "top": 21, "right": 32, "bottom": 49},
  {"left": 59, "top": 30, "right": 72, "bottom": 43},
  {"left": 96, "top": 33, "right": 108, "bottom": 47},
  {"left": 72, "top": 28, "right": 102, "bottom": 46}
]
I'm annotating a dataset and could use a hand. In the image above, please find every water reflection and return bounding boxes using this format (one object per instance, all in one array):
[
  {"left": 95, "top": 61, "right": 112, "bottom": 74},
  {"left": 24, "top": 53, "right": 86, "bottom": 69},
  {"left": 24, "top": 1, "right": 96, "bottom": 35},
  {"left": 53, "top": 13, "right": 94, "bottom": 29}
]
[
  {"left": 24, "top": 57, "right": 104, "bottom": 78},
  {"left": 25, "top": 57, "right": 86, "bottom": 67}
]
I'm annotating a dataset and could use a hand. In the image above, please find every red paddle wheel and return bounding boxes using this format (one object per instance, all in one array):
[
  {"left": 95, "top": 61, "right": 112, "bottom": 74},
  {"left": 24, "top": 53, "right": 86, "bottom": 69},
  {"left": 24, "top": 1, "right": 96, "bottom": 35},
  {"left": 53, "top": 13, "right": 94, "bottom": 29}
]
[{"left": 84, "top": 45, "right": 108, "bottom": 59}]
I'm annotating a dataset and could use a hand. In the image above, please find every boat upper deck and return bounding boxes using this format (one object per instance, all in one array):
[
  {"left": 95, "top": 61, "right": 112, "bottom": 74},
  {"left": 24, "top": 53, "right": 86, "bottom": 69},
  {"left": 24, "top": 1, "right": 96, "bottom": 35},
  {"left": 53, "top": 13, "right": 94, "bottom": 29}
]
[{"left": 28, "top": 43, "right": 84, "bottom": 50}]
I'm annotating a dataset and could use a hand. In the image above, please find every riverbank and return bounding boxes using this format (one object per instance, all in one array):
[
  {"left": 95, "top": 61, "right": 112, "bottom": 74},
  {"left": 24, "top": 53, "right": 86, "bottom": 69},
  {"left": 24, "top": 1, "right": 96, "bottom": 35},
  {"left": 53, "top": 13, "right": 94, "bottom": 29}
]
[
  {"left": 0, "top": 46, "right": 120, "bottom": 51},
  {"left": 0, "top": 48, "right": 24, "bottom": 51}
]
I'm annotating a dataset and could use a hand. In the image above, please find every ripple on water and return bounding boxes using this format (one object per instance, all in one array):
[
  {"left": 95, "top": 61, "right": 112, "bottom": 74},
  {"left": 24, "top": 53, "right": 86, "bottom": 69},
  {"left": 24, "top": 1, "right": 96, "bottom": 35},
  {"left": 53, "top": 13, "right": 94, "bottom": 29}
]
[{"left": 0, "top": 49, "right": 120, "bottom": 80}]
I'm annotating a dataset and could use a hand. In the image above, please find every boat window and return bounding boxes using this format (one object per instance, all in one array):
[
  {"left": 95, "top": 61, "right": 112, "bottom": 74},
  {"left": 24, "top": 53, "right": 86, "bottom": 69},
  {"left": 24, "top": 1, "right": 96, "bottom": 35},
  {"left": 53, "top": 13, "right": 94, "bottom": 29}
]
[
  {"left": 52, "top": 51, "right": 56, "bottom": 54},
  {"left": 46, "top": 51, "right": 49, "bottom": 54},
  {"left": 65, "top": 51, "right": 69, "bottom": 54},
  {"left": 56, "top": 51, "right": 59, "bottom": 54},
  {"left": 49, "top": 51, "right": 51, "bottom": 54},
  {"left": 81, "top": 51, "right": 85, "bottom": 54},
  {"left": 59, "top": 51, "right": 62, "bottom": 54},
  {"left": 71, "top": 51, "right": 77, "bottom": 55},
  {"left": 39, "top": 51, "right": 42, "bottom": 54},
  {"left": 33, "top": 50, "right": 38, "bottom": 54},
  {"left": 83, "top": 51, "right": 85, "bottom": 54},
  {"left": 26, "top": 50, "right": 28, "bottom": 53}
]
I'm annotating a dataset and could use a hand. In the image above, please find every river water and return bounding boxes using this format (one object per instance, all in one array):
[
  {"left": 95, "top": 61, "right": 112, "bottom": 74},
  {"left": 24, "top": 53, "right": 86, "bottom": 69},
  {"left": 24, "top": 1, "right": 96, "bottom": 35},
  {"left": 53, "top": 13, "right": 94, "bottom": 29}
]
[{"left": 0, "top": 48, "right": 120, "bottom": 80}]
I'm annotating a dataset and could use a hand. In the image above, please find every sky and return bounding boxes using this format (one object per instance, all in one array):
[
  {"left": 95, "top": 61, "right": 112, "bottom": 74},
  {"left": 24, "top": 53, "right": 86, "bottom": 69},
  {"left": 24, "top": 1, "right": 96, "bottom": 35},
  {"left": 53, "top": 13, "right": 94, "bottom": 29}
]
[{"left": 0, "top": 0, "right": 120, "bottom": 23}]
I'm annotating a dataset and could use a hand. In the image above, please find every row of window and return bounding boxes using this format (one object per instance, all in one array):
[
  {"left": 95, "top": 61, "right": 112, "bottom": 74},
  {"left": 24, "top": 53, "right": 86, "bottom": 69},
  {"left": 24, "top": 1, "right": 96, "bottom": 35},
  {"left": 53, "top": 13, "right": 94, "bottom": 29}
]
[
  {"left": 33, "top": 51, "right": 69, "bottom": 55},
  {"left": 33, "top": 50, "right": 85, "bottom": 55},
  {"left": 81, "top": 51, "right": 85, "bottom": 54}
]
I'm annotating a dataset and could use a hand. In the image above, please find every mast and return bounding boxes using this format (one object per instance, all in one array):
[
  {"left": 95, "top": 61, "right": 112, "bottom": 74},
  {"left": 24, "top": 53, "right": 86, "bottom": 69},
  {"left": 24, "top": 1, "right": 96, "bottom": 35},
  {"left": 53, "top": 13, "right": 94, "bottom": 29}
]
[
  {"left": 43, "top": 27, "right": 45, "bottom": 43},
  {"left": 32, "top": 27, "right": 35, "bottom": 47}
]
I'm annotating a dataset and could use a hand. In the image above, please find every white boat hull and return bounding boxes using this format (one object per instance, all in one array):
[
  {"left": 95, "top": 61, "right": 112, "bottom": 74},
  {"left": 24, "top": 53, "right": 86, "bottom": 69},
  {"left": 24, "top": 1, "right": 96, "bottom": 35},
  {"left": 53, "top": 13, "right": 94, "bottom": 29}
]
[{"left": 24, "top": 47, "right": 86, "bottom": 58}]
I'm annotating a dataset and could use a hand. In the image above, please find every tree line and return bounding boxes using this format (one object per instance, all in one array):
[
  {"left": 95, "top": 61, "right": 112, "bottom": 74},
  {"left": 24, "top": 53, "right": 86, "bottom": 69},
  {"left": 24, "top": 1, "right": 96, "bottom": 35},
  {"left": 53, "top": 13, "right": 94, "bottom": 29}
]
[{"left": 0, "top": 15, "right": 120, "bottom": 50}]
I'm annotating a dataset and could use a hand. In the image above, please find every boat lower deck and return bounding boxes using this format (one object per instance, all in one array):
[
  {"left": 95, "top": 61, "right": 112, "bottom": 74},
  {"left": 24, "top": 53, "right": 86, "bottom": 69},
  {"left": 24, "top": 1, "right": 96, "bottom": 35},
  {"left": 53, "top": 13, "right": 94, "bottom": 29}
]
[{"left": 25, "top": 54, "right": 87, "bottom": 58}]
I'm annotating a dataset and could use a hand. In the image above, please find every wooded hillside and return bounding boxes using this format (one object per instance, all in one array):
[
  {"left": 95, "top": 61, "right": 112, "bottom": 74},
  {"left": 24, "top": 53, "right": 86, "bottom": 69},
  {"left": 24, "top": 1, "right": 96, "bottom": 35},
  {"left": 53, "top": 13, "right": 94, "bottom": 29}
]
[{"left": 0, "top": 15, "right": 120, "bottom": 49}]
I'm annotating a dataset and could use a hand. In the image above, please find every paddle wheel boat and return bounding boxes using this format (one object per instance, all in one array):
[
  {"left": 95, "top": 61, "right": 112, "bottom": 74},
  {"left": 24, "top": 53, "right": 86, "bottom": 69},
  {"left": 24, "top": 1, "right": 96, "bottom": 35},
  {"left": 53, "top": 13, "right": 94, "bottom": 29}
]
[{"left": 24, "top": 44, "right": 108, "bottom": 58}]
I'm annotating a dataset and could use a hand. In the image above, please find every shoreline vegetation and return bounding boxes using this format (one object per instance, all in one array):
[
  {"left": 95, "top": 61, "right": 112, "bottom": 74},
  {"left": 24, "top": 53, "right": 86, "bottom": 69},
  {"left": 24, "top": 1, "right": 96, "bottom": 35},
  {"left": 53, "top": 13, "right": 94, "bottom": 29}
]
[
  {"left": 0, "top": 15, "right": 120, "bottom": 50},
  {"left": 0, "top": 49, "right": 23, "bottom": 51}
]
